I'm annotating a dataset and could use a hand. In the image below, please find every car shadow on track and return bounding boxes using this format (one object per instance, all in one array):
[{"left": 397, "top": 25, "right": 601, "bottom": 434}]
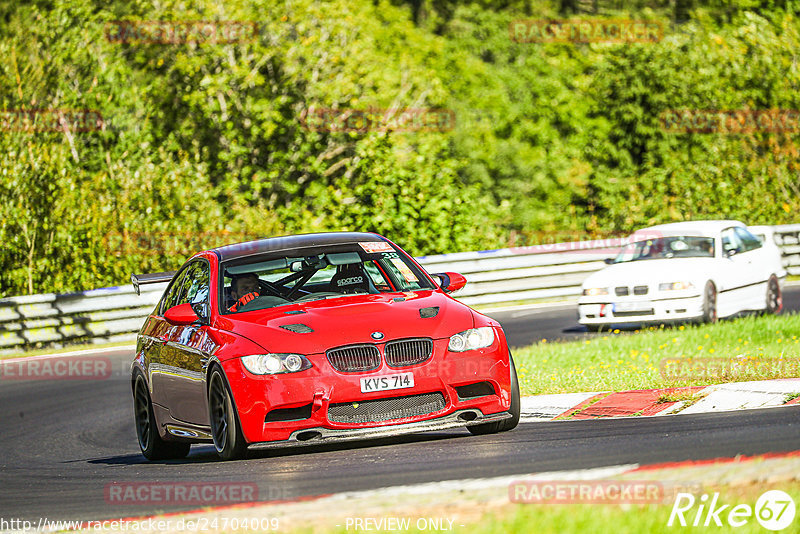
[{"left": 86, "top": 429, "right": 472, "bottom": 465}]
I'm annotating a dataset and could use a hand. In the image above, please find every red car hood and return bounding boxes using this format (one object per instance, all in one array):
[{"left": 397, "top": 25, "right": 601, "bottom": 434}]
[{"left": 215, "top": 291, "right": 474, "bottom": 355}]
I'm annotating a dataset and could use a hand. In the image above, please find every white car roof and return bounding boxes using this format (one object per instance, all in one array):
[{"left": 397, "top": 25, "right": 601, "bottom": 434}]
[{"left": 633, "top": 220, "right": 745, "bottom": 238}]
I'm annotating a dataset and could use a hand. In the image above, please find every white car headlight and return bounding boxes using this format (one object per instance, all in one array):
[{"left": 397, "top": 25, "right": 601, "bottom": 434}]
[
  {"left": 241, "top": 354, "right": 312, "bottom": 375},
  {"left": 658, "top": 281, "right": 694, "bottom": 291},
  {"left": 582, "top": 287, "right": 609, "bottom": 296},
  {"left": 448, "top": 327, "right": 495, "bottom": 352}
]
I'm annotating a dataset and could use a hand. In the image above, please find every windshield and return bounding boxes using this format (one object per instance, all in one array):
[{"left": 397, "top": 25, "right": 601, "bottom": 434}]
[
  {"left": 613, "top": 236, "right": 715, "bottom": 263},
  {"left": 219, "top": 242, "right": 435, "bottom": 313}
]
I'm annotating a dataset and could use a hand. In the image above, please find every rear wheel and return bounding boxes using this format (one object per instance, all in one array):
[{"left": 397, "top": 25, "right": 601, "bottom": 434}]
[
  {"left": 133, "top": 373, "right": 191, "bottom": 461},
  {"left": 702, "top": 281, "right": 718, "bottom": 323},
  {"left": 765, "top": 275, "right": 782, "bottom": 315},
  {"left": 468, "top": 353, "right": 520, "bottom": 435},
  {"left": 208, "top": 367, "right": 248, "bottom": 461}
]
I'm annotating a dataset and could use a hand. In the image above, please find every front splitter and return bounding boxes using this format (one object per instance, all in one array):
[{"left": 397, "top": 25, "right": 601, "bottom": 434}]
[{"left": 248, "top": 409, "right": 512, "bottom": 450}]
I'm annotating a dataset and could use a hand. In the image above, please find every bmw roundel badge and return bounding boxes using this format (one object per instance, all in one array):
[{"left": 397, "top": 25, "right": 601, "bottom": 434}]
[{"left": 371, "top": 331, "right": 384, "bottom": 340}]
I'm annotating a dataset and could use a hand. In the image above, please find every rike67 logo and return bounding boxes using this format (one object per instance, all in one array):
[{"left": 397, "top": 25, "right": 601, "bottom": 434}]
[{"left": 668, "top": 490, "right": 796, "bottom": 531}]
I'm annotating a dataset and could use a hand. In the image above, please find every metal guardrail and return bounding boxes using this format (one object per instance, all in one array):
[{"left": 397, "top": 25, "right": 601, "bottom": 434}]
[{"left": 2, "top": 224, "right": 798, "bottom": 351}]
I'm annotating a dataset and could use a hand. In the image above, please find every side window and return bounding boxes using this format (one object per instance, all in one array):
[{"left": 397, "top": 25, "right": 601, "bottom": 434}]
[
  {"left": 159, "top": 269, "right": 188, "bottom": 315},
  {"left": 734, "top": 227, "right": 763, "bottom": 253},
  {"left": 175, "top": 262, "right": 211, "bottom": 320},
  {"left": 721, "top": 228, "right": 744, "bottom": 256},
  {"left": 182, "top": 262, "right": 210, "bottom": 307}
]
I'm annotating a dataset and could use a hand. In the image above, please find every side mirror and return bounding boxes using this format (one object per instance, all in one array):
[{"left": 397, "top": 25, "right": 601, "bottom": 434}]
[
  {"left": 164, "top": 303, "right": 201, "bottom": 326},
  {"left": 725, "top": 248, "right": 738, "bottom": 258},
  {"left": 433, "top": 272, "right": 468, "bottom": 294}
]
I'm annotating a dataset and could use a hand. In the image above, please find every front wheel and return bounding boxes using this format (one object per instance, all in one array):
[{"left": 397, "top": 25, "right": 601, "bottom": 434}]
[
  {"left": 468, "top": 353, "right": 520, "bottom": 435},
  {"left": 765, "top": 275, "right": 782, "bottom": 315},
  {"left": 133, "top": 373, "right": 191, "bottom": 461},
  {"left": 208, "top": 367, "right": 248, "bottom": 461},
  {"left": 702, "top": 281, "right": 718, "bottom": 323}
]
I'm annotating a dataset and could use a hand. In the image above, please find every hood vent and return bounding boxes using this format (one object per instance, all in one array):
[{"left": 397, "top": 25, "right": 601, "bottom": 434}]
[
  {"left": 419, "top": 306, "right": 440, "bottom": 318},
  {"left": 280, "top": 323, "right": 313, "bottom": 334}
]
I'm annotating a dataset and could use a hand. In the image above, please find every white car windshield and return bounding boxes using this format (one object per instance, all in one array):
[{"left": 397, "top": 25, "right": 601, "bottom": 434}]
[{"left": 613, "top": 236, "right": 715, "bottom": 263}]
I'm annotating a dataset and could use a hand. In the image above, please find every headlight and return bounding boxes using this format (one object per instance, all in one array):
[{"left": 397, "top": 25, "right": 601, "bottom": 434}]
[
  {"left": 448, "top": 327, "right": 495, "bottom": 352},
  {"left": 658, "top": 281, "right": 694, "bottom": 291},
  {"left": 582, "top": 287, "right": 609, "bottom": 296},
  {"left": 240, "top": 354, "right": 312, "bottom": 375}
]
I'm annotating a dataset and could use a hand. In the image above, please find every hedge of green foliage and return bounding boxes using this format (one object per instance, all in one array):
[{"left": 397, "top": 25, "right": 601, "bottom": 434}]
[{"left": 1, "top": 0, "right": 798, "bottom": 296}]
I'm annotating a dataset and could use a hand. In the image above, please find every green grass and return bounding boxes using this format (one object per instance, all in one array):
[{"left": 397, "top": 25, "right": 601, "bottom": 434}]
[
  {"left": 287, "top": 482, "right": 800, "bottom": 534},
  {"left": 465, "top": 483, "right": 800, "bottom": 534},
  {"left": 514, "top": 313, "right": 800, "bottom": 395}
]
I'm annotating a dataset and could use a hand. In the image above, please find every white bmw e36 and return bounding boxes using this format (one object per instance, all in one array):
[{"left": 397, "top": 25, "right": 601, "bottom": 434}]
[{"left": 578, "top": 220, "right": 786, "bottom": 330}]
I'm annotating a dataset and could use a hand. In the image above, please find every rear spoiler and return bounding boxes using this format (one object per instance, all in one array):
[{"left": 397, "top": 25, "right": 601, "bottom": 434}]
[{"left": 131, "top": 271, "right": 176, "bottom": 296}]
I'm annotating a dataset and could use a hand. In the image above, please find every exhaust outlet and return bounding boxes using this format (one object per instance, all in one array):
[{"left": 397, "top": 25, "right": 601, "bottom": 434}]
[{"left": 296, "top": 430, "right": 322, "bottom": 442}]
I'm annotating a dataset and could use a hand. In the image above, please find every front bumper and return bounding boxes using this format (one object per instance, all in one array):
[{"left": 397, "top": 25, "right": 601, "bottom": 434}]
[
  {"left": 249, "top": 409, "right": 511, "bottom": 450},
  {"left": 222, "top": 337, "right": 513, "bottom": 444},
  {"left": 578, "top": 293, "right": 704, "bottom": 325}
]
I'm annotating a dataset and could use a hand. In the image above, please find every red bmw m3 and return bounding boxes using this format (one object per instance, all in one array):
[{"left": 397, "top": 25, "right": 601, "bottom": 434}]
[{"left": 130, "top": 232, "right": 519, "bottom": 460}]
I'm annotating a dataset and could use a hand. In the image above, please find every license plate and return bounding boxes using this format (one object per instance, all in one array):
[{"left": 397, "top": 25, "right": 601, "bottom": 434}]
[
  {"left": 613, "top": 301, "right": 653, "bottom": 312},
  {"left": 360, "top": 372, "right": 414, "bottom": 393}
]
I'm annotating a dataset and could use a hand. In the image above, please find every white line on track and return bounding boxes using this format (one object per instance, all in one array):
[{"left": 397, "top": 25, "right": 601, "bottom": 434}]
[{"left": 0, "top": 344, "right": 135, "bottom": 364}]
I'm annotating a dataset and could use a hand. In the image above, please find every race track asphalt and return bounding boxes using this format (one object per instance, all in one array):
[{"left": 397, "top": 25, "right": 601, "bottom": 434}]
[{"left": 1, "top": 290, "right": 799, "bottom": 521}]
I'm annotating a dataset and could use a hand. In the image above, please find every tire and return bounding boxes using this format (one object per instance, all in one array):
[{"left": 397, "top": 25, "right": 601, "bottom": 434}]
[
  {"left": 702, "top": 281, "right": 718, "bottom": 324},
  {"left": 208, "top": 367, "right": 248, "bottom": 461},
  {"left": 133, "top": 373, "right": 191, "bottom": 461},
  {"left": 765, "top": 275, "right": 783, "bottom": 315},
  {"left": 468, "top": 353, "right": 520, "bottom": 435}
]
